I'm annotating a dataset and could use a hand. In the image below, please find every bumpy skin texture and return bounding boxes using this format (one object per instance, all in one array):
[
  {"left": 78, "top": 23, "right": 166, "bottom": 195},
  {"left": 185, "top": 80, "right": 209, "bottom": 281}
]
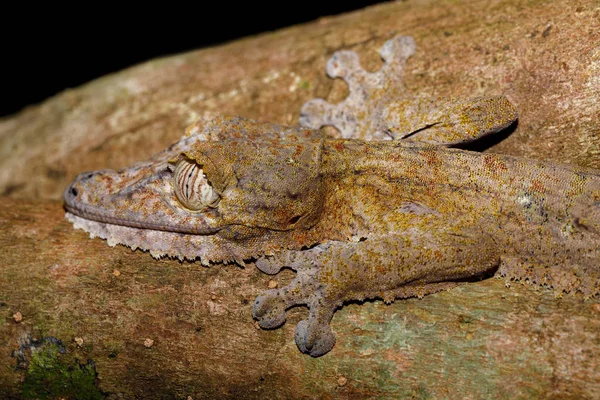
[{"left": 64, "top": 36, "right": 600, "bottom": 357}]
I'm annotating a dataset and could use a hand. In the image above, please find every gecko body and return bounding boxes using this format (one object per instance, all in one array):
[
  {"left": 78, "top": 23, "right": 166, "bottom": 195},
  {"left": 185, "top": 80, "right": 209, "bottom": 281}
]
[{"left": 64, "top": 37, "right": 600, "bottom": 356}]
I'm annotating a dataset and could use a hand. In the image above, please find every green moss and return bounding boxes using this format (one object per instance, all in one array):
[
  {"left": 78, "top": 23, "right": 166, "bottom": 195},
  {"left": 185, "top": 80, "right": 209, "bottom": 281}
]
[
  {"left": 21, "top": 340, "right": 104, "bottom": 400},
  {"left": 298, "top": 80, "right": 311, "bottom": 90}
]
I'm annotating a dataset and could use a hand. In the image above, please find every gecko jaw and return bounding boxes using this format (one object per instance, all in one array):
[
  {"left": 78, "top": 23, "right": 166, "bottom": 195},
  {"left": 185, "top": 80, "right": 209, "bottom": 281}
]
[{"left": 63, "top": 202, "right": 221, "bottom": 235}]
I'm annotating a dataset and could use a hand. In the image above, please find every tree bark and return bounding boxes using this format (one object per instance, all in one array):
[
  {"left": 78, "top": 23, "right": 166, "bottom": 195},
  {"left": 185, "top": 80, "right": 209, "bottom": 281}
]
[{"left": 1, "top": 0, "right": 599, "bottom": 398}]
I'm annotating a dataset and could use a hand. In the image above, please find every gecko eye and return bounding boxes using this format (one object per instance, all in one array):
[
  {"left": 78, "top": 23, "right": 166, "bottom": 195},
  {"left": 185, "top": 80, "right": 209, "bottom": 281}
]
[{"left": 173, "top": 157, "right": 220, "bottom": 211}]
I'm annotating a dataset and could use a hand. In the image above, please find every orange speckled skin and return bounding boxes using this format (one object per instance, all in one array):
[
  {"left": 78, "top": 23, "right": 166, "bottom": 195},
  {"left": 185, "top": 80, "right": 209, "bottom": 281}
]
[{"left": 63, "top": 36, "right": 600, "bottom": 356}]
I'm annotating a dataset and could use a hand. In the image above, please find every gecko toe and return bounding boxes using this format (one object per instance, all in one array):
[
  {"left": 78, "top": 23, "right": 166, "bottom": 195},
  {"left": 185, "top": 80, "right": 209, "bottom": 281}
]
[
  {"left": 294, "top": 318, "right": 336, "bottom": 357},
  {"left": 255, "top": 257, "right": 285, "bottom": 275},
  {"left": 379, "top": 35, "right": 416, "bottom": 64},
  {"left": 252, "top": 290, "right": 287, "bottom": 329},
  {"left": 325, "top": 50, "right": 361, "bottom": 79},
  {"left": 299, "top": 99, "right": 332, "bottom": 130}
]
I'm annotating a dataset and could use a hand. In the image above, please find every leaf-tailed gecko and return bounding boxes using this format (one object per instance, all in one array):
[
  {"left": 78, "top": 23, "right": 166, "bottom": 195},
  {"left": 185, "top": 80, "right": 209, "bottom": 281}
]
[{"left": 64, "top": 36, "right": 600, "bottom": 356}]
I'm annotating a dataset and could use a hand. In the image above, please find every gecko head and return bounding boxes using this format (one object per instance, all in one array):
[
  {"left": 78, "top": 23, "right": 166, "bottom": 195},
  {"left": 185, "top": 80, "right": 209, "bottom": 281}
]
[
  {"left": 63, "top": 135, "right": 325, "bottom": 260},
  {"left": 177, "top": 137, "right": 326, "bottom": 231}
]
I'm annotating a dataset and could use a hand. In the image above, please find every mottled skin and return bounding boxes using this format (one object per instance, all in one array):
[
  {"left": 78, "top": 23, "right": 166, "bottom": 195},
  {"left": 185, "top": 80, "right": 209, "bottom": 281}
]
[{"left": 64, "top": 36, "right": 600, "bottom": 356}]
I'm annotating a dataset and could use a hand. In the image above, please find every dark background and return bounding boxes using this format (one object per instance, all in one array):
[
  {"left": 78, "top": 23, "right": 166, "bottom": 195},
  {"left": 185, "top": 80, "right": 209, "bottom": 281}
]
[{"left": 1, "top": 3, "right": 385, "bottom": 117}]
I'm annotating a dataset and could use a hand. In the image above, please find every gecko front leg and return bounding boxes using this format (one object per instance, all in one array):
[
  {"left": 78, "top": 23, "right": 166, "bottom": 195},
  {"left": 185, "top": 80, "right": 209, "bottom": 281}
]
[{"left": 253, "top": 229, "right": 501, "bottom": 357}]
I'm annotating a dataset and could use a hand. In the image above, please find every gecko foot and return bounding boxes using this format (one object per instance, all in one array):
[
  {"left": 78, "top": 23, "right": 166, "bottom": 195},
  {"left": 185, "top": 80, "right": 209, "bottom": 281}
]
[
  {"left": 253, "top": 284, "right": 337, "bottom": 357},
  {"left": 299, "top": 35, "right": 416, "bottom": 140},
  {"left": 252, "top": 262, "right": 320, "bottom": 329},
  {"left": 252, "top": 249, "right": 338, "bottom": 356},
  {"left": 252, "top": 265, "right": 319, "bottom": 330}
]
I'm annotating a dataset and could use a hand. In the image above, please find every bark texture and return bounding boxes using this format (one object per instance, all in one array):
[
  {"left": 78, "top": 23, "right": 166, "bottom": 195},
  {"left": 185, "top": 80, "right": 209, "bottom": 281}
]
[{"left": 1, "top": 0, "right": 599, "bottom": 398}]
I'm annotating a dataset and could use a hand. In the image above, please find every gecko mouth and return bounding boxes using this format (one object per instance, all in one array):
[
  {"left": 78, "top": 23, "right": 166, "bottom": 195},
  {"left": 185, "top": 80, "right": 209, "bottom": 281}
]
[{"left": 63, "top": 204, "right": 220, "bottom": 235}]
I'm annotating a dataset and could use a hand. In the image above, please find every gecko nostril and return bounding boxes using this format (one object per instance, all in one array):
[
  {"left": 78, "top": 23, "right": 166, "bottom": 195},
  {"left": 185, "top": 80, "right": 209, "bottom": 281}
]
[{"left": 70, "top": 187, "right": 78, "bottom": 197}]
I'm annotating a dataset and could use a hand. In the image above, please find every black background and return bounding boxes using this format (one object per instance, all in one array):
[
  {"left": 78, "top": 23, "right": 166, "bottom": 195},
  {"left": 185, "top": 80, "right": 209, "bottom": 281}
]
[{"left": 2, "top": 3, "right": 385, "bottom": 117}]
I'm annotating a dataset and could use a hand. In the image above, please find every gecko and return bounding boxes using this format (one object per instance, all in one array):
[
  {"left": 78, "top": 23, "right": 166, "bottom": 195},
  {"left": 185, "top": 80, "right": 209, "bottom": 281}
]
[{"left": 63, "top": 36, "right": 600, "bottom": 356}]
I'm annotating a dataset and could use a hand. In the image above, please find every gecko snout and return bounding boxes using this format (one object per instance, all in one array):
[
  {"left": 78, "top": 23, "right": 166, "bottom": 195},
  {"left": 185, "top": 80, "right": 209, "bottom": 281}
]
[
  {"left": 65, "top": 172, "right": 94, "bottom": 198},
  {"left": 64, "top": 179, "right": 83, "bottom": 201},
  {"left": 63, "top": 170, "right": 106, "bottom": 210}
]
